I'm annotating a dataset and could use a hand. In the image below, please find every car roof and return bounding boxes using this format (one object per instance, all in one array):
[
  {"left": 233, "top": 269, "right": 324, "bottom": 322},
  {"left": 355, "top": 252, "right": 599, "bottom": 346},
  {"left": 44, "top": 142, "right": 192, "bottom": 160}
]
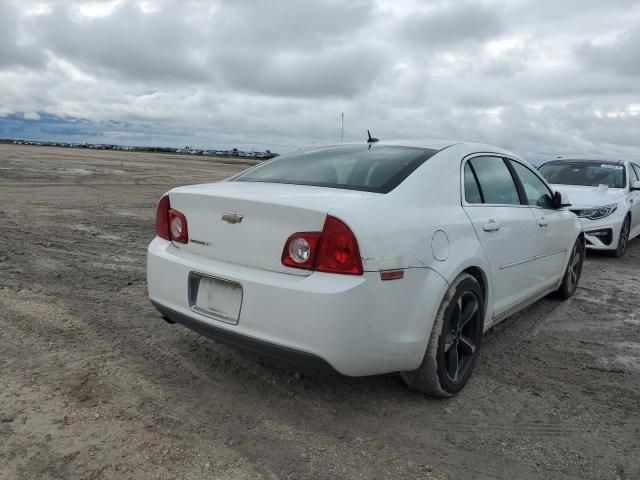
[
  {"left": 298, "top": 140, "right": 522, "bottom": 157},
  {"left": 374, "top": 139, "right": 462, "bottom": 150},
  {"left": 541, "top": 158, "right": 626, "bottom": 165},
  {"left": 378, "top": 140, "right": 529, "bottom": 162},
  {"left": 296, "top": 140, "right": 460, "bottom": 151}
]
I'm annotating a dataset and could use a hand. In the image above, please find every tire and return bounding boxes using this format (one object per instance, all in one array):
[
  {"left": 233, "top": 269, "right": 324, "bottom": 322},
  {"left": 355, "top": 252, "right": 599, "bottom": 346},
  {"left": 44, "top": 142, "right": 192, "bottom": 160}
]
[
  {"left": 613, "top": 215, "right": 631, "bottom": 258},
  {"left": 557, "top": 237, "right": 585, "bottom": 299},
  {"left": 401, "top": 273, "right": 484, "bottom": 397}
]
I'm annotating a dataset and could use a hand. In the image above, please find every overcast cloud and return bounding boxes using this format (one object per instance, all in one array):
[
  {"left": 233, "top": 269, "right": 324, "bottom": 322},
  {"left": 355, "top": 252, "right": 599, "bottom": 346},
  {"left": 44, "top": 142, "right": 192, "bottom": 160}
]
[{"left": 0, "top": 0, "right": 639, "bottom": 159}]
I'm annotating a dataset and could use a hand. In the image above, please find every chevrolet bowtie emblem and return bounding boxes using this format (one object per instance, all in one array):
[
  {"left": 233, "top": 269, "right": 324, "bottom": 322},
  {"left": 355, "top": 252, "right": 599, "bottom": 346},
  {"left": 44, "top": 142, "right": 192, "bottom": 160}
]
[{"left": 221, "top": 212, "right": 243, "bottom": 224}]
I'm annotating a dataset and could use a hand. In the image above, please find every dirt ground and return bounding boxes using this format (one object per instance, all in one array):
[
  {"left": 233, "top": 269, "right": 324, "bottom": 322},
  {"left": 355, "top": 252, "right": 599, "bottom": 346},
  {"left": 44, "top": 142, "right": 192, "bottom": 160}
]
[{"left": 1, "top": 143, "right": 639, "bottom": 480}]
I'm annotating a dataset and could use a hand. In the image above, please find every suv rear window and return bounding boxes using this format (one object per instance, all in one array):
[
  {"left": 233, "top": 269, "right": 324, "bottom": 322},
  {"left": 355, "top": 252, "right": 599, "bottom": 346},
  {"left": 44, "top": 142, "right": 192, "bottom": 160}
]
[{"left": 233, "top": 145, "right": 438, "bottom": 193}]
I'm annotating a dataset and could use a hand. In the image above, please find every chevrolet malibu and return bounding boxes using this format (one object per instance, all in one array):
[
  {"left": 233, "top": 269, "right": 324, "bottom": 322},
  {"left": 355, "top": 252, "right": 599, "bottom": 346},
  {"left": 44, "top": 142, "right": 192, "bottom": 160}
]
[
  {"left": 147, "top": 141, "right": 584, "bottom": 397},
  {"left": 539, "top": 159, "right": 640, "bottom": 257}
]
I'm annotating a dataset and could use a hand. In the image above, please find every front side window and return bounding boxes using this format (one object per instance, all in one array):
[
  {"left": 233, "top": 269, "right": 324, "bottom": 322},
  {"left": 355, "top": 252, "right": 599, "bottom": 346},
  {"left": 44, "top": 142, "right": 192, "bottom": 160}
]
[
  {"left": 538, "top": 161, "right": 626, "bottom": 189},
  {"left": 510, "top": 160, "right": 554, "bottom": 208},
  {"left": 467, "top": 156, "right": 520, "bottom": 205},
  {"left": 234, "top": 145, "right": 438, "bottom": 194}
]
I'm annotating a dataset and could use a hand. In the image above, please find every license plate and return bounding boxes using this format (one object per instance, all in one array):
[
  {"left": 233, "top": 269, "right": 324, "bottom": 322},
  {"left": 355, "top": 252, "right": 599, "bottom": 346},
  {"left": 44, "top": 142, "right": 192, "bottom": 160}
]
[{"left": 188, "top": 273, "right": 243, "bottom": 324}]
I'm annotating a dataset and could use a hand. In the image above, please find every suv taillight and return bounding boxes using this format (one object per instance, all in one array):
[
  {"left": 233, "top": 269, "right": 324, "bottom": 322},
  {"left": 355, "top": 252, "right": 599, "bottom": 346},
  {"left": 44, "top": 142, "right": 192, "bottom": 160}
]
[
  {"left": 281, "top": 215, "right": 363, "bottom": 275},
  {"left": 155, "top": 194, "right": 189, "bottom": 244}
]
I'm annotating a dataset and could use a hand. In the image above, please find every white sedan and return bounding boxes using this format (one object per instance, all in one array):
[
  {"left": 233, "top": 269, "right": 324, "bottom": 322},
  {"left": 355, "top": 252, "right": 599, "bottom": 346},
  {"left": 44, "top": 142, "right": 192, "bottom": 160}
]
[
  {"left": 539, "top": 159, "right": 640, "bottom": 257},
  {"left": 147, "top": 140, "right": 584, "bottom": 397}
]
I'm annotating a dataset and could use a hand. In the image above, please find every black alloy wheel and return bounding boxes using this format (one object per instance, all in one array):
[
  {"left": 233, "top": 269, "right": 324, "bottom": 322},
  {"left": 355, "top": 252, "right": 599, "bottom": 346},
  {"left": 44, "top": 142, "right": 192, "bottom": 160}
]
[
  {"left": 401, "top": 273, "right": 484, "bottom": 397},
  {"left": 558, "top": 237, "right": 585, "bottom": 299},
  {"left": 565, "top": 241, "right": 583, "bottom": 294},
  {"left": 443, "top": 291, "right": 481, "bottom": 383}
]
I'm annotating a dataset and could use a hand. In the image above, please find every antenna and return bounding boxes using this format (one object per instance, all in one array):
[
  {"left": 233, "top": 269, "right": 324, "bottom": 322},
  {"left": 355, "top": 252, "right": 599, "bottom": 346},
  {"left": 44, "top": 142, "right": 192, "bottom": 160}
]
[
  {"left": 367, "top": 130, "right": 379, "bottom": 143},
  {"left": 340, "top": 112, "right": 344, "bottom": 142}
]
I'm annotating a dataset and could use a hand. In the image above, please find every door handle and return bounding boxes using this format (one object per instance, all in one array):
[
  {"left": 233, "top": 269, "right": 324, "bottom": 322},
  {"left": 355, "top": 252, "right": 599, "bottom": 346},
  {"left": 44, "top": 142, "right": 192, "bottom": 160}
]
[
  {"left": 538, "top": 217, "right": 549, "bottom": 227},
  {"left": 483, "top": 220, "right": 501, "bottom": 232}
]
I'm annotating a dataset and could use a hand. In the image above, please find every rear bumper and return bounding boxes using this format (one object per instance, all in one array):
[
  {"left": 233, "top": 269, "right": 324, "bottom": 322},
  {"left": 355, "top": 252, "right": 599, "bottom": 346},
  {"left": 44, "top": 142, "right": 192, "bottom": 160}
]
[
  {"left": 152, "top": 301, "right": 335, "bottom": 372},
  {"left": 147, "top": 237, "right": 449, "bottom": 376}
]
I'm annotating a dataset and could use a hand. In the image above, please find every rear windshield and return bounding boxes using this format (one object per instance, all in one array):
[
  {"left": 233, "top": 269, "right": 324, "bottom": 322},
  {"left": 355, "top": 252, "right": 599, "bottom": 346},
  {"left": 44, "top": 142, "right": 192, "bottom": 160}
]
[
  {"left": 538, "top": 161, "right": 626, "bottom": 189},
  {"left": 233, "top": 145, "right": 438, "bottom": 193}
]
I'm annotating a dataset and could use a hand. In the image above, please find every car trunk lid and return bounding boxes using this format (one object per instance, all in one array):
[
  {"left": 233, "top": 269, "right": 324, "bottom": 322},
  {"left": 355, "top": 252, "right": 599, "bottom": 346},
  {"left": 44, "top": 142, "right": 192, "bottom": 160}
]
[{"left": 168, "top": 181, "right": 380, "bottom": 275}]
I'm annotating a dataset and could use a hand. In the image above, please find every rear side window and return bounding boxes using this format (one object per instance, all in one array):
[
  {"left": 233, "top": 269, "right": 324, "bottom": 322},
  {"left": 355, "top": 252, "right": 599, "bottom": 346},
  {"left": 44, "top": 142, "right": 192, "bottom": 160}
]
[
  {"left": 233, "top": 145, "right": 438, "bottom": 193},
  {"left": 510, "top": 160, "right": 554, "bottom": 208},
  {"left": 464, "top": 163, "right": 483, "bottom": 203},
  {"left": 467, "top": 156, "right": 520, "bottom": 205}
]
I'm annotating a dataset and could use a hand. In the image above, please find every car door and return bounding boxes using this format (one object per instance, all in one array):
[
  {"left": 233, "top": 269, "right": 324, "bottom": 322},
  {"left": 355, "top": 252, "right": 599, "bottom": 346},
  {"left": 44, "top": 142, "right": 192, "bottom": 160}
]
[
  {"left": 508, "top": 159, "right": 576, "bottom": 289},
  {"left": 629, "top": 164, "right": 640, "bottom": 237},
  {"left": 462, "top": 155, "right": 539, "bottom": 318}
]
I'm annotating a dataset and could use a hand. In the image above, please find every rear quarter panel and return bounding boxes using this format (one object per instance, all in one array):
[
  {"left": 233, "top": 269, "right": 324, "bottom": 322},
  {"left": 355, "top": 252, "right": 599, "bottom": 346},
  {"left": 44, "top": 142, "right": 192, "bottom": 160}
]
[{"left": 330, "top": 144, "right": 495, "bottom": 325}]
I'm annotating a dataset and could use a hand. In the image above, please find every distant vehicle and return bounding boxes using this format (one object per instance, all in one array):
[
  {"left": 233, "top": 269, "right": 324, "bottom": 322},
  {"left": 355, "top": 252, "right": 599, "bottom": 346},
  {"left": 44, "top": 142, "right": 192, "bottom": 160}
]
[
  {"left": 539, "top": 159, "right": 640, "bottom": 257},
  {"left": 147, "top": 141, "right": 584, "bottom": 397}
]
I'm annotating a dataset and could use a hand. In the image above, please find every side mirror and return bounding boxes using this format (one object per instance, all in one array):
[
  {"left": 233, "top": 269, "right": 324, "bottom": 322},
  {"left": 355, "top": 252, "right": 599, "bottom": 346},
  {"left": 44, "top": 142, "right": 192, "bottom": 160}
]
[
  {"left": 552, "top": 190, "right": 571, "bottom": 209},
  {"left": 631, "top": 180, "right": 640, "bottom": 190}
]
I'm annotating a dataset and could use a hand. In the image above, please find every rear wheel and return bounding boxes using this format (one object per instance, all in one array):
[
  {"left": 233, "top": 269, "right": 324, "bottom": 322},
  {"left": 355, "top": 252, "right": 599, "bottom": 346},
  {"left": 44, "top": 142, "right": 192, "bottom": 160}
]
[
  {"left": 613, "top": 215, "right": 630, "bottom": 258},
  {"left": 401, "top": 273, "right": 484, "bottom": 397},
  {"left": 557, "top": 237, "right": 584, "bottom": 299}
]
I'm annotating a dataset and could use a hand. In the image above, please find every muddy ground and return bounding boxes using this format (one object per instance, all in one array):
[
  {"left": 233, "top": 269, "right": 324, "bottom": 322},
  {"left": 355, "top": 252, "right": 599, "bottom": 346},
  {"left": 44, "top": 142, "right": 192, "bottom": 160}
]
[{"left": 0, "top": 143, "right": 639, "bottom": 480}]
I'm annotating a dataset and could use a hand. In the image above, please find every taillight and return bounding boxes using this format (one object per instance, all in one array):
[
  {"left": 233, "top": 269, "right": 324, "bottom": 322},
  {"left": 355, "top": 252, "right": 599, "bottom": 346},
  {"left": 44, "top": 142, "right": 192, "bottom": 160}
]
[
  {"left": 169, "top": 209, "right": 188, "bottom": 243},
  {"left": 280, "top": 215, "right": 363, "bottom": 276},
  {"left": 155, "top": 195, "right": 170, "bottom": 240},
  {"left": 315, "top": 216, "right": 363, "bottom": 275},
  {"left": 282, "top": 232, "right": 321, "bottom": 269},
  {"left": 155, "top": 194, "right": 188, "bottom": 244}
]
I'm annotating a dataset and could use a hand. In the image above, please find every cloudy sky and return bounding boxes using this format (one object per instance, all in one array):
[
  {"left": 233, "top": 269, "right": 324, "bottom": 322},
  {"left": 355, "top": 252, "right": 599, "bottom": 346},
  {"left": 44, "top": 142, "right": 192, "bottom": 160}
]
[{"left": 1, "top": 0, "right": 639, "bottom": 159}]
